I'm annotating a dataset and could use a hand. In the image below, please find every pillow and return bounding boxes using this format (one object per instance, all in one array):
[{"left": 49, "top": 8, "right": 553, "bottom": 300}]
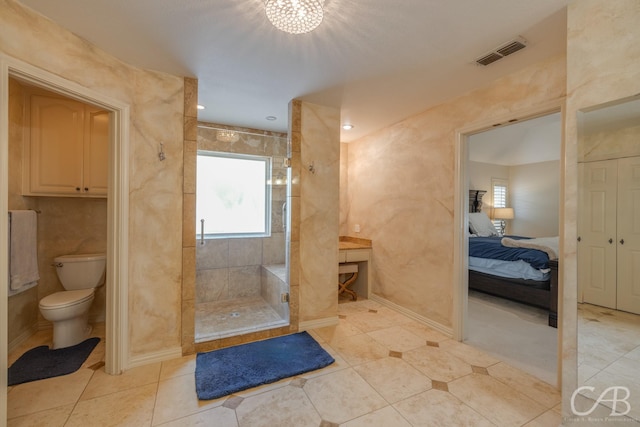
[{"left": 468, "top": 212, "right": 498, "bottom": 237}]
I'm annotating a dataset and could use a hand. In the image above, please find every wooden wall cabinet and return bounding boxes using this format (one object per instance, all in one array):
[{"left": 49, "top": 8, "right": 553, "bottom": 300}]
[{"left": 23, "top": 94, "right": 108, "bottom": 197}]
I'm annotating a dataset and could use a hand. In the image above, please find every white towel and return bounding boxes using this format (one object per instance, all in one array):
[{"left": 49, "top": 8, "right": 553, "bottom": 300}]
[
  {"left": 501, "top": 236, "right": 559, "bottom": 261},
  {"left": 9, "top": 210, "right": 40, "bottom": 294}
]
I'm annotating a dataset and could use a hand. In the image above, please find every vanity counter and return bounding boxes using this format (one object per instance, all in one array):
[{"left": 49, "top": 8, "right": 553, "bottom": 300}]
[{"left": 338, "top": 236, "right": 372, "bottom": 299}]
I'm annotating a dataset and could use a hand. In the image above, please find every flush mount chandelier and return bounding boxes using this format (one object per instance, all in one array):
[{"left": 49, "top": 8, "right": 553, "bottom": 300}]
[{"left": 265, "top": 0, "right": 324, "bottom": 35}]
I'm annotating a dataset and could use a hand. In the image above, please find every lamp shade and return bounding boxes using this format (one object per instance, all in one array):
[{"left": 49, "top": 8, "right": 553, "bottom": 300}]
[{"left": 493, "top": 207, "right": 514, "bottom": 220}]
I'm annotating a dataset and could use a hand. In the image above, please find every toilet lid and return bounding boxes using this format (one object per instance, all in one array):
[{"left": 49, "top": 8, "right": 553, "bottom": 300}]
[{"left": 39, "top": 289, "right": 94, "bottom": 309}]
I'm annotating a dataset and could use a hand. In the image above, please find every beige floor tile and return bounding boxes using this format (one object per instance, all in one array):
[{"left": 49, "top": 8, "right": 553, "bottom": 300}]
[
  {"left": 398, "top": 320, "right": 450, "bottom": 341},
  {"left": 299, "top": 342, "right": 349, "bottom": 379},
  {"left": 313, "top": 318, "right": 364, "bottom": 344},
  {"left": 448, "top": 373, "right": 547, "bottom": 427},
  {"left": 7, "top": 403, "right": 74, "bottom": 427},
  {"left": 353, "top": 357, "right": 432, "bottom": 403},
  {"left": 303, "top": 368, "right": 387, "bottom": 424},
  {"left": 403, "top": 345, "right": 473, "bottom": 382},
  {"left": 330, "top": 333, "right": 388, "bottom": 366},
  {"left": 439, "top": 339, "right": 501, "bottom": 368},
  {"left": 152, "top": 374, "right": 226, "bottom": 426},
  {"left": 235, "top": 385, "right": 321, "bottom": 427},
  {"left": 343, "top": 310, "right": 399, "bottom": 333},
  {"left": 155, "top": 406, "right": 238, "bottom": 427},
  {"left": 66, "top": 383, "right": 157, "bottom": 427},
  {"left": 366, "top": 326, "right": 425, "bottom": 352},
  {"left": 488, "top": 362, "right": 561, "bottom": 408},
  {"left": 7, "top": 368, "right": 94, "bottom": 419},
  {"left": 394, "top": 389, "right": 495, "bottom": 427},
  {"left": 81, "top": 362, "right": 161, "bottom": 400},
  {"left": 582, "top": 356, "right": 640, "bottom": 421},
  {"left": 522, "top": 408, "right": 562, "bottom": 427},
  {"left": 341, "top": 406, "right": 412, "bottom": 427},
  {"left": 159, "top": 354, "right": 196, "bottom": 381}
]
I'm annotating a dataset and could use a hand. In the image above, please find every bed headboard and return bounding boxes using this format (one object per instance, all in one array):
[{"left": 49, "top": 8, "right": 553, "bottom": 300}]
[{"left": 469, "top": 190, "right": 486, "bottom": 213}]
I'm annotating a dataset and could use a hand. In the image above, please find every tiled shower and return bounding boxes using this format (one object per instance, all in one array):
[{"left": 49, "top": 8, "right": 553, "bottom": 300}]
[{"left": 194, "top": 125, "right": 289, "bottom": 341}]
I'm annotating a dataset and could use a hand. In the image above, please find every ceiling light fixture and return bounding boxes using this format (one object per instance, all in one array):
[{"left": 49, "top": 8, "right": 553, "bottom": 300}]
[
  {"left": 216, "top": 130, "right": 240, "bottom": 143},
  {"left": 265, "top": 0, "right": 324, "bottom": 35},
  {"left": 197, "top": 104, "right": 205, "bottom": 110},
  {"left": 266, "top": 116, "right": 277, "bottom": 121},
  {"left": 342, "top": 124, "right": 354, "bottom": 130}
]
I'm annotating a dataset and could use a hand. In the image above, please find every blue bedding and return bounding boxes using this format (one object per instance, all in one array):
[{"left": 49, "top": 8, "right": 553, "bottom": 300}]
[{"left": 469, "top": 236, "right": 549, "bottom": 270}]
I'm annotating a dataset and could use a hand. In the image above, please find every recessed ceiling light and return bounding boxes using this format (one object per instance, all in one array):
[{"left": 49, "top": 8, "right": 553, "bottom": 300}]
[
  {"left": 342, "top": 124, "right": 354, "bottom": 130},
  {"left": 266, "top": 116, "right": 277, "bottom": 121},
  {"left": 197, "top": 104, "right": 205, "bottom": 110}
]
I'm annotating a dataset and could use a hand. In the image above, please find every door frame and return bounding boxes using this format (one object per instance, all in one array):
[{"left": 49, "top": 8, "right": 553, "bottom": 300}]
[
  {"left": 0, "top": 55, "right": 130, "bottom": 386},
  {"left": 453, "top": 100, "right": 564, "bottom": 386}
]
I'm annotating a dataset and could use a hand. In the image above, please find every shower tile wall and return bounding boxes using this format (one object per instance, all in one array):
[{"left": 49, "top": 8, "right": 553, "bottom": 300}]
[{"left": 196, "top": 124, "right": 287, "bottom": 305}]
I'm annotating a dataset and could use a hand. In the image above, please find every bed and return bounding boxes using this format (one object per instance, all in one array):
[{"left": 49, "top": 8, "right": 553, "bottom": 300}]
[{"left": 468, "top": 211, "right": 558, "bottom": 328}]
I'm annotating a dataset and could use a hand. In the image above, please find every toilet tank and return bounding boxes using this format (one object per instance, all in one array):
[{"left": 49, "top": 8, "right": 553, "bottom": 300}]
[{"left": 54, "top": 253, "right": 106, "bottom": 291}]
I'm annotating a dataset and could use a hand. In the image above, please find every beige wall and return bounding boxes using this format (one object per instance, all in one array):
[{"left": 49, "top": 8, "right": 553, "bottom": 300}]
[
  {"left": 346, "top": 54, "right": 566, "bottom": 329},
  {"left": 467, "top": 160, "right": 560, "bottom": 237},
  {"left": 509, "top": 161, "right": 560, "bottom": 237},
  {"left": 1, "top": 0, "right": 185, "bottom": 360},
  {"left": 563, "top": 0, "right": 640, "bottom": 418}
]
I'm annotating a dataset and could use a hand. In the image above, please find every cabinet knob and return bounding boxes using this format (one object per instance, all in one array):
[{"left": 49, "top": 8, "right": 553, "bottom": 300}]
[
  {"left": 577, "top": 236, "right": 581, "bottom": 242},
  {"left": 620, "top": 238, "right": 625, "bottom": 245},
  {"left": 84, "top": 187, "right": 89, "bottom": 192},
  {"left": 609, "top": 238, "right": 613, "bottom": 244},
  {"left": 76, "top": 187, "right": 80, "bottom": 191}
]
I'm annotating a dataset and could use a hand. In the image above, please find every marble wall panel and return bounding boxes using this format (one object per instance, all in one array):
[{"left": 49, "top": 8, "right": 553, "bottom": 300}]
[
  {"left": 346, "top": 54, "right": 566, "bottom": 329},
  {"left": 1, "top": 1, "right": 186, "bottom": 358},
  {"left": 563, "top": 0, "right": 640, "bottom": 418},
  {"left": 298, "top": 102, "right": 340, "bottom": 323},
  {"left": 228, "top": 266, "right": 261, "bottom": 299}
]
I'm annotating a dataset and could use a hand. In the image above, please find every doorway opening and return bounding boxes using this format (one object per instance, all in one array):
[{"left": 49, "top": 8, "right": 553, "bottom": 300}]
[
  {"left": 454, "top": 104, "right": 562, "bottom": 386},
  {"left": 1, "top": 55, "right": 129, "bottom": 376}
]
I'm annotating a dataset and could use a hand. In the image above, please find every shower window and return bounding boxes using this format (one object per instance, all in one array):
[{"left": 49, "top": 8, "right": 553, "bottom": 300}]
[{"left": 196, "top": 151, "right": 272, "bottom": 239}]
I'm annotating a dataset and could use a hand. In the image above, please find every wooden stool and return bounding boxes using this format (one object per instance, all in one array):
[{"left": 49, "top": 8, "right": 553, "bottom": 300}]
[{"left": 338, "top": 263, "right": 358, "bottom": 301}]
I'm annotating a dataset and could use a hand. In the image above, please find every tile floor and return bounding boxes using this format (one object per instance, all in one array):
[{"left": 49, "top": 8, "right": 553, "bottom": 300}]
[
  {"left": 195, "top": 296, "right": 288, "bottom": 342},
  {"left": 466, "top": 290, "right": 557, "bottom": 386},
  {"left": 7, "top": 299, "right": 562, "bottom": 426},
  {"left": 577, "top": 303, "right": 640, "bottom": 422}
]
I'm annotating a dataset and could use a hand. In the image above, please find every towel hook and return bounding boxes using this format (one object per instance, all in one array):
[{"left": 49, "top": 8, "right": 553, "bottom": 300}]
[{"left": 158, "top": 143, "right": 166, "bottom": 161}]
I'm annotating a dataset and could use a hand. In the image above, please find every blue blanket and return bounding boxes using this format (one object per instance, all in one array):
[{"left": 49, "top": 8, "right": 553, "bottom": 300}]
[{"left": 469, "top": 236, "right": 549, "bottom": 269}]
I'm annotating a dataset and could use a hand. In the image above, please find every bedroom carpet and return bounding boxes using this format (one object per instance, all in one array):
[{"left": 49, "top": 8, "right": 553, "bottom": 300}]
[
  {"left": 466, "top": 291, "right": 557, "bottom": 386},
  {"left": 195, "top": 331, "right": 335, "bottom": 400},
  {"left": 8, "top": 337, "right": 100, "bottom": 386}
]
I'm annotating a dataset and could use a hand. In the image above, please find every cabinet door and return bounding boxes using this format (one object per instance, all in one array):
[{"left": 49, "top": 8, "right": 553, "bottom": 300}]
[
  {"left": 579, "top": 160, "right": 617, "bottom": 309},
  {"left": 616, "top": 156, "right": 640, "bottom": 315},
  {"left": 83, "top": 108, "right": 109, "bottom": 195},
  {"left": 29, "top": 95, "right": 84, "bottom": 194}
]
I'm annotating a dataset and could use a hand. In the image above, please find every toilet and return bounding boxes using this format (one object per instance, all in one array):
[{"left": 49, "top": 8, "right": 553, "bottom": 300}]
[{"left": 39, "top": 253, "right": 106, "bottom": 349}]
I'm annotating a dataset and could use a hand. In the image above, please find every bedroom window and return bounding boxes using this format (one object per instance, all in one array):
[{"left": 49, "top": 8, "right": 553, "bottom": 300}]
[
  {"left": 492, "top": 179, "right": 508, "bottom": 231},
  {"left": 196, "top": 151, "right": 272, "bottom": 239}
]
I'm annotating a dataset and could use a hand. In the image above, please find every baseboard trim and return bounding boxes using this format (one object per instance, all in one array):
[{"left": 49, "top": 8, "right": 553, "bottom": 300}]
[
  {"left": 298, "top": 316, "right": 339, "bottom": 331},
  {"left": 127, "top": 346, "right": 183, "bottom": 370},
  {"left": 8, "top": 323, "right": 39, "bottom": 353},
  {"left": 369, "top": 294, "right": 453, "bottom": 338}
]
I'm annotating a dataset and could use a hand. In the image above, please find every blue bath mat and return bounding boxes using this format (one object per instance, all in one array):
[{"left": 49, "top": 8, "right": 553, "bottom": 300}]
[
  {"left": 8, "top": 337, "right": 100, "bottom": 386},
  {"left": 195, "top": 331, "right": 334, "bottom": 400}
]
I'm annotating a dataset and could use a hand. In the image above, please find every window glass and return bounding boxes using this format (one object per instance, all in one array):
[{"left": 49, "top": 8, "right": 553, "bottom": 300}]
[{"left": 196, "top": 151, "right": 271, "bottom": 238}]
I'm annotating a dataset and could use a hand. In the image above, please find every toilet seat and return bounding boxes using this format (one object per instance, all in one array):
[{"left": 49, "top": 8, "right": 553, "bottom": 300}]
[{"left": 39, "top": 289, "right": 94, "bottom": 309}]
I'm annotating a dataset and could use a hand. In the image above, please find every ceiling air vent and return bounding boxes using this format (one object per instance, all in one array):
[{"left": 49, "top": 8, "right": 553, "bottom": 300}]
[{"left": 475, "top": 36, "right": 527, "bottom": 66}]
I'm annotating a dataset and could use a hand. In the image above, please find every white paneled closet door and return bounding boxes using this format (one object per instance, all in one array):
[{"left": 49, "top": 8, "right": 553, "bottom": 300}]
[
  {"left": 616, "top": 156, "right": 640, "bottom": 314},
  {"left": 579, "top": 156, "right": 640, "bottom": 315},
  {"left": 579, "top": 160, "right": 617, "bottom": 309}
]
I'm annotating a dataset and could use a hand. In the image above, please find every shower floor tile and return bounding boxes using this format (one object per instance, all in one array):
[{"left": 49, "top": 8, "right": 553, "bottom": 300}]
[{"left": 195, "top": 296, "right": 288, "bottom": 342}]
